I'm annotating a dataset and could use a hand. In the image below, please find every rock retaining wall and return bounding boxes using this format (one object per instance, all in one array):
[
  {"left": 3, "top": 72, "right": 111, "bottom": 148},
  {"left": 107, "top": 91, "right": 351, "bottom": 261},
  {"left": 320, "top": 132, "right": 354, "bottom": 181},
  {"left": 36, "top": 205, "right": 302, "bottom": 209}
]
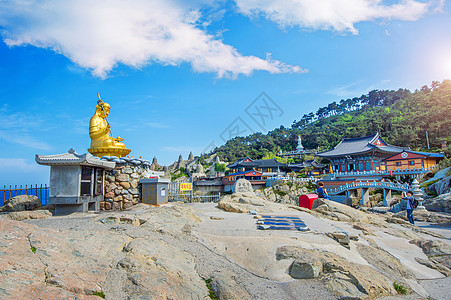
[{"left": 102, "top": 164, "right": 148, "bottom": 210}]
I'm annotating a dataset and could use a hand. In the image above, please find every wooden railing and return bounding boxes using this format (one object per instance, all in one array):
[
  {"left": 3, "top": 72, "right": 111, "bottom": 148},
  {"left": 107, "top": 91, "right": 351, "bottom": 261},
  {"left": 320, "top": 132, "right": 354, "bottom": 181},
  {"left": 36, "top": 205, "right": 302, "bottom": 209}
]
[{"left": 0, "top": 184, "right": 50, "bottom": 206}]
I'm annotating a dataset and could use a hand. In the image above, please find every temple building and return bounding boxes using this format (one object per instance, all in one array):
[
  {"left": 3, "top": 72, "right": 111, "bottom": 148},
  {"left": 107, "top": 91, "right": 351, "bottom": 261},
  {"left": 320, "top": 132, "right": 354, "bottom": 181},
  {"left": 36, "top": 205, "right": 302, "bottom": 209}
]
[
  {"left": 316, "top": 132, "right": 407, "bottom": 172},
  {"left": 222, "top": 170, "right": 265, "bottom": 191},
  {"left": 227, "top": 157, "right": 288, "bottom": 178},
  {"left": 383, "top": 150, "right": 444, "bottom": 171},
  {"left": 288, "top": 160, "right": 328, "bottom": 175}
]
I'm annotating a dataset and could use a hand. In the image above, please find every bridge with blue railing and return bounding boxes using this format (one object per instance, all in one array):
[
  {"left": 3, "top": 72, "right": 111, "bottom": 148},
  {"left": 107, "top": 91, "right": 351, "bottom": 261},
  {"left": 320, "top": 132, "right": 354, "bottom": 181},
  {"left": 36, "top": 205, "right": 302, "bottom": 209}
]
[
  {"left": 329, "top": 167, "right": 434, "bottom": 180},
  {"left": 328, "top": 180, "right": 412, "bottom": 206}
]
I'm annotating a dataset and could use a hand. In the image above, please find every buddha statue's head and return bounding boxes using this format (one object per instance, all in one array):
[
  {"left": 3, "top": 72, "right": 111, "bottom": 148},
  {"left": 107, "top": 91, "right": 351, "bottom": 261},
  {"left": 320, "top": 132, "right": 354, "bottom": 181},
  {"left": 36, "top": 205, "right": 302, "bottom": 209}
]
[{"left": 96, "top": 102, "right": 111, "bottom": 117}]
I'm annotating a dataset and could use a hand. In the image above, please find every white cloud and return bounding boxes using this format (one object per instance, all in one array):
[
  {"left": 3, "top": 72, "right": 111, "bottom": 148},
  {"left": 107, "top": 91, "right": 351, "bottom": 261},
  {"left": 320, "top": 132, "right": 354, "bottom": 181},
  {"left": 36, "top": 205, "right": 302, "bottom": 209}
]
[
  {"left": 235, "top": 0, "right": 442, "bottom": 34},
  {"left": 0, "top": 0, "right": 305, "bottom": 78}
]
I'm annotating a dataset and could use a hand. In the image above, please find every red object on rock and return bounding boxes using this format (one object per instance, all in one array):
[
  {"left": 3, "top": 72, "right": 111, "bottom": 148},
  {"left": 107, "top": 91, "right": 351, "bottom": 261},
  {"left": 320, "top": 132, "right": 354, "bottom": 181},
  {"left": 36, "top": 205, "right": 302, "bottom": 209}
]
[{"left": 299, "top": 194, "right": 318, "bottom": 210}]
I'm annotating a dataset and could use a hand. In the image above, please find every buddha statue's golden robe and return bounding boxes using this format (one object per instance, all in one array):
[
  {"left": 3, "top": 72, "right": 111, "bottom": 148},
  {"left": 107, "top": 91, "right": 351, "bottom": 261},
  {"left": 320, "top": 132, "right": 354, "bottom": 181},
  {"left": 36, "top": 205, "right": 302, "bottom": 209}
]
[{"left": 88, "top": 101, "right": 131, "bottom": 157}]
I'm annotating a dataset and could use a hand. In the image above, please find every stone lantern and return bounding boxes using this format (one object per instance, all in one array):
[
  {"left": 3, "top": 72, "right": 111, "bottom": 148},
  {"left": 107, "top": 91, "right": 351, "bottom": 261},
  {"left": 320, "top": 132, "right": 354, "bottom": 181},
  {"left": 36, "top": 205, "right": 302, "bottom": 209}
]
[{"left": 411, "top": 178, "right": 426, "bottom": 211}]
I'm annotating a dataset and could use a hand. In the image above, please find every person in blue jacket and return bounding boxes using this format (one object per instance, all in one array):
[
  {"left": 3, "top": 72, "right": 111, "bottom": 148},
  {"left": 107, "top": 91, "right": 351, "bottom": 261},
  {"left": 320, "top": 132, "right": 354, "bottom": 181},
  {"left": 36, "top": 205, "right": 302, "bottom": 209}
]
[
  {"left": 316, "top": 182, "right": 330, "bottom": 200},
  {"left": 403, "top": 191, "right": 415, "bottom": 225}
]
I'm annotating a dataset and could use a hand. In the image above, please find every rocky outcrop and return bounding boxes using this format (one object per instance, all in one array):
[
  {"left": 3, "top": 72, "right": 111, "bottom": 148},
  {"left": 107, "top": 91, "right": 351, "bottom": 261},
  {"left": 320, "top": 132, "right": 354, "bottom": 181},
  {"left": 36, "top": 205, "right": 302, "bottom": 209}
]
[
  {"left": 209, "top": 270, "right": 251, "bottom": 300},
  {"left": 276, "top": 247, "right": 323, "bottom": 279},
  {"left": 276, "top": 246, "right": 397, "bottom": 299},
  {"left": 410, "top": 239, "right": 451, "bottom": 276},
  {"left": 425, "top": 167, "right": 451, "bottom": 195},
  {"left": 256, "top": 181, "right": 310, "bottom": 206},
  {"left": 312, "top": 199, "right": 383, "bottom": 223},
  {"left": 3, "top": 210, "right": 52, "bottom": 221},
  {"left": 393, "top": 208, "right": 451, "bottom": 224},
  {"left": 428, "top": 175, "right": 451, "bottom": 195},
  {"left": 0, "top": 195, "right": 42, "bottom": 212},
  {"left": 0, "top": 206, "right": 208, "bottom": 300},
  {"left": 218, "top": 192, "right": 305, "bottom": 214},
  {"left": 423, "top": 193, "right": 451, "bottom": 213}
]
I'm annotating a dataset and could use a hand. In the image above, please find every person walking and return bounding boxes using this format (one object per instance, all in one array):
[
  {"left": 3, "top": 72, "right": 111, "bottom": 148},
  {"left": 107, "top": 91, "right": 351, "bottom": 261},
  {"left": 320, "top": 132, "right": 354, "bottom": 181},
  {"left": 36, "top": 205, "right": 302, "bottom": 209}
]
[{"left": 403, "top": 191, "right": 415, "bottom": 225}]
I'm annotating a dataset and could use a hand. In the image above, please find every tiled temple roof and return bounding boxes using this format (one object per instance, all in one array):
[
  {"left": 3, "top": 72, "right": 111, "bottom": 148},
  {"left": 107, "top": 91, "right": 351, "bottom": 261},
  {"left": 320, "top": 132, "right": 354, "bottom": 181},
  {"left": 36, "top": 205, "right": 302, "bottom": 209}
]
[
  {"left": 316, "top": 133, "right": 407, "bottom": 158},
  {"left": 36, "top": 148, "right": 116, "bottom": 169}
]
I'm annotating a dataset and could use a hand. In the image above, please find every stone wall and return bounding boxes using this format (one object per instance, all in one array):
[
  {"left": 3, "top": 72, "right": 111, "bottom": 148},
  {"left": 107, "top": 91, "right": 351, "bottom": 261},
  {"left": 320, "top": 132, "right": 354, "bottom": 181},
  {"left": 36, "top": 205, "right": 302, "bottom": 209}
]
[{"left": 102, "top": 164, "right": 148, "bottom": 210}]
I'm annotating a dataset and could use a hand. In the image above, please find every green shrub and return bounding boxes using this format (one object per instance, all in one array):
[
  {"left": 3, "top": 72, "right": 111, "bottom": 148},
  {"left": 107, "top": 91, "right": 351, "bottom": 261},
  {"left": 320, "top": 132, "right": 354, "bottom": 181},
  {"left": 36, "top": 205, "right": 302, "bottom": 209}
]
[
  {"left": 214, "top": 163, "right": 226, "bottom": 172},
  {"left": 92, "top": 291, "right": 105, "bottom": 298},
  {"left": 30, "top": 247, "right": 36, "bottom": 254},
  {"left": 203, "top": 279, "right": 218, "bottom": 300},
  {"left": 273, "top": 189, "right": 288, "bottom": 197},
  {"left": 393, "top": 282, "right": 407, "bottom": 295}
]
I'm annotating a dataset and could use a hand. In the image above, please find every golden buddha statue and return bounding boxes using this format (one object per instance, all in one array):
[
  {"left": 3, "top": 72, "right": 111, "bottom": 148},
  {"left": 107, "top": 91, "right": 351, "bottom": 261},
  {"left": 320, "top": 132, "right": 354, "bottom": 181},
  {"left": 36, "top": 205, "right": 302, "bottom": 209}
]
[{"left": 88, "top": 94, "right": 131, "bottom": 157}]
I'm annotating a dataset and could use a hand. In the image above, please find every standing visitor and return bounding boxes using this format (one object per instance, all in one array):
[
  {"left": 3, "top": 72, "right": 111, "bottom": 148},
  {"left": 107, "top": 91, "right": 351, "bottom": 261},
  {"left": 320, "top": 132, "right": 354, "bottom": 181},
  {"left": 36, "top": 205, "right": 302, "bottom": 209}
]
[{"left": 403, "top": 191, "right": 415, "bottom": 225}]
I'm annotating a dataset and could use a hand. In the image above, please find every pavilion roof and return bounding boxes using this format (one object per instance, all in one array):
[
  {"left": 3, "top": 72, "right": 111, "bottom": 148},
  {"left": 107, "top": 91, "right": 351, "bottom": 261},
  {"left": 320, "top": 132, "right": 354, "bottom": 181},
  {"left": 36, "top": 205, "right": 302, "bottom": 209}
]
[
  {"left": 36, "top": 148, "right": 116, "bottom": 169},
  {"left": 316, "top": 132, "right": 407, "bottom": 158},
  {"left": 227, "top": 158, "right": 287, "bottom": 169},
  {"left": 289, "top": 160, "right": 327, "bottom": 169}
]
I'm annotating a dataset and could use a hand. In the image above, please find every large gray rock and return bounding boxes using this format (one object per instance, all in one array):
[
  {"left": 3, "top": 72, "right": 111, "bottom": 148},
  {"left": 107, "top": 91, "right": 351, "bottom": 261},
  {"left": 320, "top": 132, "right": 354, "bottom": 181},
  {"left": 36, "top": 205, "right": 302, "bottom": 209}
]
[
  {"left": 209, "top": 270, "right": 251, "bottom": 300},
  {"left": 0, "top": 207, "right": 209, "bottom": 300},
  {"left": 276, "top": 246, "right": 396, "bottom": 298},
  {"left": 410, "top": 239, "right": 451, "bottom": 257},
  {"left": 234, "top": 178, "right": 254, "bottom": 193},
  {"left": 289, "top": 258, "right": 322, "bottom": 279},
  {"left": 0, "top": 195, "right": 42, "bottom": 212},
  {"left": 427, "top": 169, "right": 451, "bottom": 195},
  {"left": 276, "top": 246, "right": 323, "bottom": 279},
  {"left": 3, "top": 210, "right": 52, "bottom": 221},
  {"left": 423, "top": 193, "right": 451, "bottom": 213}
]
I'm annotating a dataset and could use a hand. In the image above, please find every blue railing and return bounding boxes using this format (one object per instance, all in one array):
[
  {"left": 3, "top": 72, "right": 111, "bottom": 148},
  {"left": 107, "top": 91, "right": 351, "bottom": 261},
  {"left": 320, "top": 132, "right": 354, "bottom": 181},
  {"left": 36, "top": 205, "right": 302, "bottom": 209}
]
[
  {"left": 0, "top": 184, "right": 49, "bottom": 206},
  {"left": 331, "top": 167, "right": 434, "bottom": 178},
  {"left": 328, "top": 181, "right": 411, "bottom": 195}
]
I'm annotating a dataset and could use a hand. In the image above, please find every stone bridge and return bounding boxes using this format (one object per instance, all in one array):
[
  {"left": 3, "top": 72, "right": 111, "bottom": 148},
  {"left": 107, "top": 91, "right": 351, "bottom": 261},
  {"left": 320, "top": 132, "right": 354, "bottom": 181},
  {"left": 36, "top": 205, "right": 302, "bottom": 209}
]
[{"left": 328, "top": 181, "right": 412, "bottom": 206}]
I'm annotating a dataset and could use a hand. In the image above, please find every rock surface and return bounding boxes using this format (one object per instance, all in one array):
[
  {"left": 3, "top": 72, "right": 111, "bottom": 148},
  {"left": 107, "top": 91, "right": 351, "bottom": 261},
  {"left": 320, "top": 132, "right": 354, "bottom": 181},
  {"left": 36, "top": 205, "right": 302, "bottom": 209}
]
[
  {"left": 423, "top": 193, "right": 451, "bottom": 213},
  {"left": 0, "top": 195, "right": 42, "bottom": 212},
  {"left": 276, "top": 245, "right": 396, "bottom": 299},
  {"left": 1, "top": 198, "right": 450, "bottom": 300},
  {"left": 2, "top": 210, "right": 52, "bottom": 221}
]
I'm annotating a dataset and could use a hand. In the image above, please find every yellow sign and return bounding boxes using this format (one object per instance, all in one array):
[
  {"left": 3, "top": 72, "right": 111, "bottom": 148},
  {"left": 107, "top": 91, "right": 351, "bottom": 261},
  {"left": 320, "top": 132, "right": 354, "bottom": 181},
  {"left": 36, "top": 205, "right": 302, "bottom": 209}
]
[{"left": 180, "top": 182, "right": 192, "bottom": 191}]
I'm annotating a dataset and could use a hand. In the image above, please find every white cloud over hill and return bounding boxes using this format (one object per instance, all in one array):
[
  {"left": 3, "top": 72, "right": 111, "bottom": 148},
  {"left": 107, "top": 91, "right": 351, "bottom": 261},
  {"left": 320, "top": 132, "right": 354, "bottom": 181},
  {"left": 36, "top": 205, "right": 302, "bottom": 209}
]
[
  {"left": 235, "top": 0, "right": 443, "bottom": 34},
  {"left": 0, "top": 0, "right": 305, "bottom": 78}
]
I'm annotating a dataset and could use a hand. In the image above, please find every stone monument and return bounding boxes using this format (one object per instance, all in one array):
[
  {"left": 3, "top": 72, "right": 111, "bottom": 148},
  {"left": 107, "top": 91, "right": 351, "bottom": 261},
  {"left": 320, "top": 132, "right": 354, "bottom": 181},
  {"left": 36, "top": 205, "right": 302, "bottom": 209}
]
[
  {"left": 233, "top": 178, "right": 254, "bottom": 194},
  {"left": 88, "top": 93, "right": 131, "bottom": 158}
]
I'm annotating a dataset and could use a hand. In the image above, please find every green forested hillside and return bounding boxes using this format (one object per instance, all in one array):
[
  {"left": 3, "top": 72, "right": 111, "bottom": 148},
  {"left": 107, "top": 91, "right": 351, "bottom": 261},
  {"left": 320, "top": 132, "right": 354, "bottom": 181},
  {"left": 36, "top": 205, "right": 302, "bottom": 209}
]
[{"left": 211, "top": 80, "right": 451, "bottom": 162}]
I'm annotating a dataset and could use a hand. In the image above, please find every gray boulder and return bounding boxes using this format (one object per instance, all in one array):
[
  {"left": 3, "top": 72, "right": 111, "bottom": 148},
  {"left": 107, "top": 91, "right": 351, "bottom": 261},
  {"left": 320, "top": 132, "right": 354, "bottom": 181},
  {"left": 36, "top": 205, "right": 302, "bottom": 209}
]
[
  {"left": 233, "top": 178, "right": 254, "bottom": 194},
  {"left": 1, "top": 195, "right": 42, "bottom": 212},
  {"left": 289, "top": 258, "right": 322, "bottom": 279},
  {"left": 209, "top": 270, "right": 251, "bottom": 300},
  {"left": 423, "top": 193, "right": 451, "bottom": 213}
]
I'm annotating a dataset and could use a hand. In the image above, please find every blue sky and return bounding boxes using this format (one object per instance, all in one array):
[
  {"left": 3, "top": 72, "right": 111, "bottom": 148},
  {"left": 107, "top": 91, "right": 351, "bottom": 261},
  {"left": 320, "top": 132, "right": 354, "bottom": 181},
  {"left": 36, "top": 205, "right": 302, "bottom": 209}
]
[{"left": 0, "top": 0, "right": 450, "bottom": 186}]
